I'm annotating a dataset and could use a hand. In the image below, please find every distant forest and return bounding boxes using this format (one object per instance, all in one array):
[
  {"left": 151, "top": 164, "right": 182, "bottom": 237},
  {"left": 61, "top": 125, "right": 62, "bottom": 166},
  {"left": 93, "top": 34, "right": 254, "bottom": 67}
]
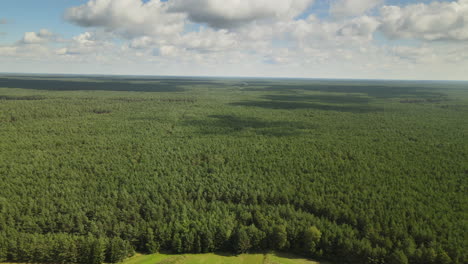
[{"left": 0, "top": 76, "right": 467, "bottom": 264}]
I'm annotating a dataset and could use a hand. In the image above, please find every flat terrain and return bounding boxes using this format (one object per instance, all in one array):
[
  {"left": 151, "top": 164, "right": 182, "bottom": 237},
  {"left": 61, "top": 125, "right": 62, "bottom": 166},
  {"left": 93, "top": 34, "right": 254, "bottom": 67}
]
[
  {"left": 123, "top": 252, "right": 325, "bottom": 264},
  {"left": 1, "top": 252, "right": 325, "bottom": 264},
  {"left": 0, "top": 75, "right": 467, "bottom": 264}
]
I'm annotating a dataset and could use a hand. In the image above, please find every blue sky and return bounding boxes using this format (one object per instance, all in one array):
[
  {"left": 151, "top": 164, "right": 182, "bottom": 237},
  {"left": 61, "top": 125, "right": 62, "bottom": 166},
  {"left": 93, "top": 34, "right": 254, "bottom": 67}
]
[
  {"left": 1, "top": 1, "right": 85, "bottom": 43},
  {"left": 1, "top": 0, "right": 467, "bottom": 80}
]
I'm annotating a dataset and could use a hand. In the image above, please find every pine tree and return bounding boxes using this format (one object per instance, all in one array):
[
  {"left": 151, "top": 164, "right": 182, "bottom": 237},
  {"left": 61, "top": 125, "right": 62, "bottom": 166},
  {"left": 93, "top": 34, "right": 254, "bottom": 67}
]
[
  {"left": 387, "top": 250, "right": 409, "bottom": 264},
  {"left": 106, "top": 237, "right": 131, "bottom": 263},
  {"left": 87, "top": 236, "right": 105, "bottom": 264},
  {"left": 234, "top": 227, "right": 251, "bottom": 254},
  {"left": 303, "top": 226, "right": 322, "bottom": 256},
  {"left": 271, "top": 225, "right": 288, "bottom": 250}
]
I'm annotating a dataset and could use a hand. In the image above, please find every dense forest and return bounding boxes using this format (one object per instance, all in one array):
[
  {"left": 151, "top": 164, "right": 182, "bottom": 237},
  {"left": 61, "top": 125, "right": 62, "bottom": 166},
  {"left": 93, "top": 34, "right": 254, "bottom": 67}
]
[{"left": 0, "top": 76, "right": 467, "bottom": 264}]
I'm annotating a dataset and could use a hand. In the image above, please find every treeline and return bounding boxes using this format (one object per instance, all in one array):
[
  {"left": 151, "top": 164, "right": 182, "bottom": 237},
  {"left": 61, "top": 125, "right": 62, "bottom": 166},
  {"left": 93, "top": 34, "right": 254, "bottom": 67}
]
[
  {"left": 0, "top": 189, "right": 464, "bottom": 264},
  {"left": 0, "top": 233, "right": 132, "bottom": 264}
]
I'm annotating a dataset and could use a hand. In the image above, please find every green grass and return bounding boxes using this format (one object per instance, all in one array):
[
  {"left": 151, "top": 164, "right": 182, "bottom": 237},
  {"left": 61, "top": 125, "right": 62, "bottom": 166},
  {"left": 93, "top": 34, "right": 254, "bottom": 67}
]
[
  {"left": 0, "top": 253, "right": 325, "bottom": 264},
  {"left": 121, "top": 252, "right": 325, "bottom": 264},
  {"left": 123, "top": 254, "right": 174, "bottom": 264}
]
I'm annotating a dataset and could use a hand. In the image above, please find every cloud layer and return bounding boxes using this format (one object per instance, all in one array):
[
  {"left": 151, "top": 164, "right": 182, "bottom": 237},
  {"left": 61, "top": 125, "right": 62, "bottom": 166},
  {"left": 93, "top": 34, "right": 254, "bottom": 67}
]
[
  {"left": 21, "top": 29, "right": 54, "bottom": 44},
  {"left": 1, "top": 0, "right": 468, "bottom": 80},
  {"left": 169, "top": 0, "right": 314, "bottom": 28},
  {"left": 330, "top": 0, "right": 383, "bottom": 18},
  {"left": 64, "top": 0, "right": 468, "bottom": 42},
  {"left": 65, "top": 0, "right": 185, "bottom": 37},
  {"left": 380, "top": 0, "right": 468, "bottom": 41}
]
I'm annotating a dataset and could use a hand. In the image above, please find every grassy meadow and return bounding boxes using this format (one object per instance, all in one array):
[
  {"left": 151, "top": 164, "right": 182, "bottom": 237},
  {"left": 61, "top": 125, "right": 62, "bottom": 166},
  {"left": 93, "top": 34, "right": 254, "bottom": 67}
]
[
  {"left": 122, "top": 252, "right": 325, "bottom": 264},
  {"left": 0, "top": 75, "right": 467, "bottom": 264}
]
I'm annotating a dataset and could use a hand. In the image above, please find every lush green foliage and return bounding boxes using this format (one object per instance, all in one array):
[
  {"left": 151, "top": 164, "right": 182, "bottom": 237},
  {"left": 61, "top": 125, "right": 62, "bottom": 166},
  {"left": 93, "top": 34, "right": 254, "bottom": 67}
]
[{"left": 0, "top": 76, "right": 467, "bottom": 264}]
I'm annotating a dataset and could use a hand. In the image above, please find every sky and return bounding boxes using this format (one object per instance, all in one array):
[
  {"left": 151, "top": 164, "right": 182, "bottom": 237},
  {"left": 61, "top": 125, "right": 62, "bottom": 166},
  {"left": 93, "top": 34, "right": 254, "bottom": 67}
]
[{"left": 0, "top": 0, "right": 467, "bottom": 80}]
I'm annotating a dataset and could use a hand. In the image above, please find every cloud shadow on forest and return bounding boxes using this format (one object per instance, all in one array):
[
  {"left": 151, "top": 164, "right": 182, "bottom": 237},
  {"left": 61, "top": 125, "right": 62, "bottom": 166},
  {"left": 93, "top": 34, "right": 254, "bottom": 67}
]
[
  {"left": 183, "top": 115, "right": 314, "bottom": 137},
  {"left": 0, "top": 77, "right": 188, "bottom": 92},
  {"left": 241, "top": 82, "right": 447, "bottom": 100},
  {"left": 230, "top": 94, "right": 382, "bottom": 113}
]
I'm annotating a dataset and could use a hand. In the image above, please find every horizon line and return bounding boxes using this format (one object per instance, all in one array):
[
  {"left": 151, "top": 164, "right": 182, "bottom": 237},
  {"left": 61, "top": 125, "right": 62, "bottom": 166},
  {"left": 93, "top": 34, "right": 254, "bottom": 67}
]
[{"left": 1, "top": 71, "right": 468, "bottom": 83}]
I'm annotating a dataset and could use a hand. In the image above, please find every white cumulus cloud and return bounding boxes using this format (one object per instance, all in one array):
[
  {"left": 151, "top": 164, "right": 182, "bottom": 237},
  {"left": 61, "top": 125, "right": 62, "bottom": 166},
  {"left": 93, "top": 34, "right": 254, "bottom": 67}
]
[
  {"left": 169, "top": 0, "right": 314, "bottom": 29},
  {"left": 337, "top": 16, "right": 380, "bottom": 39},
  {"left": 0, "top": 46, "right": 17, "bottom": 56},
  {"left": 65, "top": 0, "right": 186, "bottom": 38},
  {"left": 21, "top": 29, "right": 54, "bottom": 44},
  {"left": 380, "top": 0, "right": 468, "bottom": 41},
  {"left": 177, "top": 28, "right": 238, "bottom": 52},
  {"left": 330, "top": 0, "right": 383, "bottom": 18},
  {"left": 57, "top": 31, "right": 116, "bottom": 56}
]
